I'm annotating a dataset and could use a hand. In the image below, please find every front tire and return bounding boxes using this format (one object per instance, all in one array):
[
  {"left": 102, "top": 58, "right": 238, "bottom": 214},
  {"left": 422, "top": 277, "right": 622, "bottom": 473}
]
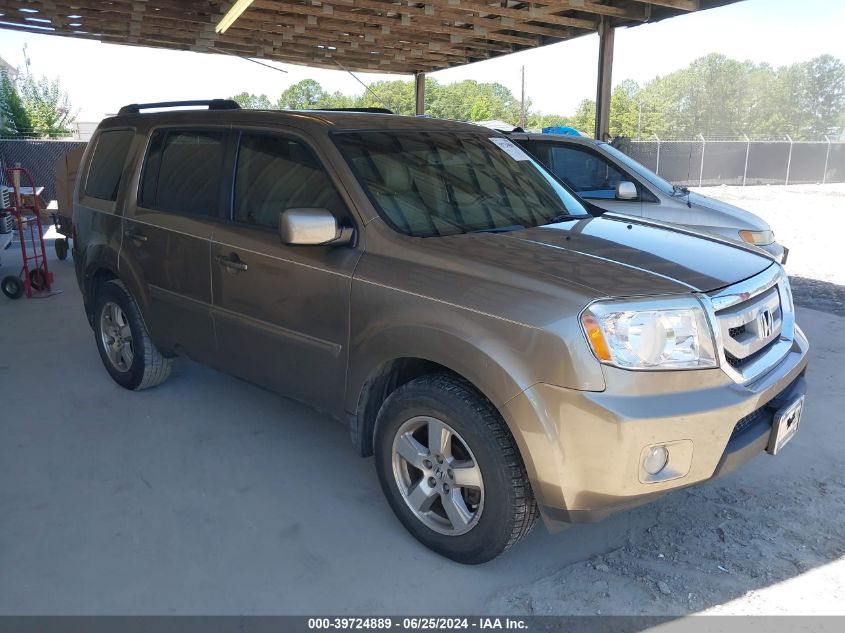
[
  {"left": 94, "top": 279, "right": 172, "bottom": 390},
  {"left": 374, "top": 374, "right": 538, "bottom": 564}
]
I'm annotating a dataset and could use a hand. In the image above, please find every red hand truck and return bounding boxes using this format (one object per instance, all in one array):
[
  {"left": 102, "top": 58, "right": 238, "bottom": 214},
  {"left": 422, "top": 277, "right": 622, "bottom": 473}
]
[{"left": 1, "top": 165, "right": 54, "bottom": 300}]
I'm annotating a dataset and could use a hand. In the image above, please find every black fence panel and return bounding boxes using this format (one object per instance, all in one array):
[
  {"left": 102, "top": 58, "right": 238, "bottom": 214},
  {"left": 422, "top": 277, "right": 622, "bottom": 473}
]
[
  {"left": 622, "top": 139, "right": 845, "bottom": 186},
  {"left": 745, "top": 142, "right": 790, "bottom": 185},
  {"left": 700, "top": 142, "right": 747, "bottom": 186},
  {"left": 653, "top": 142, "right": 702, "bottom": 185},
  {"left": 788, "top": 143, "right": 827, "bottom": 184},
  {"left": 625, "top": 140, "right": 659, "bottom": 173},
  {"left": 0, "top": 139, "right": 87, "bottom": 202},
  {"left": 826, "top": 143, "right": 845, "bottom": 183}
]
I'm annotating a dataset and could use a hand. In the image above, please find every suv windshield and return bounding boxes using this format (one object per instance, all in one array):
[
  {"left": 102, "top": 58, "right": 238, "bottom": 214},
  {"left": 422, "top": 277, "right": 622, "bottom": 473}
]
[{"left": 334, "top": 130, "right": 589, "bottom": 237}]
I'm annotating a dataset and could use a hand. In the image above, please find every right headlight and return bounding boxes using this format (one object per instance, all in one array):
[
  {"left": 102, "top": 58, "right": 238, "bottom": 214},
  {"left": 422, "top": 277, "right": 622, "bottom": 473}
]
[
  {"left": 581, "top": 296, "right": 717, "bottom": 370},
  {"left": 739, "top": 229, "right": 775, "bottom": 246}
]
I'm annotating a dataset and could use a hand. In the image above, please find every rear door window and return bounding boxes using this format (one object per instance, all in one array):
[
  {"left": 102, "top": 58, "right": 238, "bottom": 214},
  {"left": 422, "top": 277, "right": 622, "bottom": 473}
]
[
  {"left": 85, "top": 129, "right": 134, "bottom": 201},
  {"left": 139, "top": 129, "right": 226, "bottom": 216},
  {"left": 232, "top": 132, "right": 346, "bottom": 229}
]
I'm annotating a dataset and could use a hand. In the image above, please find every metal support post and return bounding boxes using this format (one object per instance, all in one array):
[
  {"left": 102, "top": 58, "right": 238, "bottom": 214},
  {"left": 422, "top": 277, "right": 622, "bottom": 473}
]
[{"left": 785, "top": 135, "right": 794, "bottom": 185}]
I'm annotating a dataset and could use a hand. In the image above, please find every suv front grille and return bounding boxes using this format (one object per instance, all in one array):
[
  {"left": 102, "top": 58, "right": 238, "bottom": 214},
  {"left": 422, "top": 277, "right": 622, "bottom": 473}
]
[
  {"left": 709, "top": 266, "right": 794, "bottom": 384},
  {"left": 731, "top": 407, "right": 766, "bottom": 438}
]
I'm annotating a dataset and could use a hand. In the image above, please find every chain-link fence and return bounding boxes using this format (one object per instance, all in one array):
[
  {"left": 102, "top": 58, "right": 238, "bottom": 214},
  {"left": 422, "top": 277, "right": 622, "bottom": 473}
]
[
  {"left": 0, "top": 139, "right": 87, "bottom": 202},
  {"left": 2, "top": 135, "right": 845, "bottom": 203},
  {"left": 616, "top": 137, "right": 845, "bottom": 186}
]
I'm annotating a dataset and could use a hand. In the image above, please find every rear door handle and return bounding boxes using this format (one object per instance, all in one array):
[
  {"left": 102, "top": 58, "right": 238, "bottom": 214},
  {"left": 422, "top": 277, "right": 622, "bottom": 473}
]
[
  {"left": 215, "top": 253, "right": 248, "bottom": 272},
  {"left": 124, "top": 229, "right": 147, "bottom": 243}
]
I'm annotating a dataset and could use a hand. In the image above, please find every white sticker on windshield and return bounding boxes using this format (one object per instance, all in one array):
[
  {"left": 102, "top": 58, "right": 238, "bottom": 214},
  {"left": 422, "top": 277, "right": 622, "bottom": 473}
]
[{"left": 488, "top": 137, "right": 531, "bottom": 161}]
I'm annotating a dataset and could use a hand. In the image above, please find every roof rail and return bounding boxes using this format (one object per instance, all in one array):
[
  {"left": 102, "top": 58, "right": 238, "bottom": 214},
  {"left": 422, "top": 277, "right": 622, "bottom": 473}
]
[
  {"left": 313, "top": 107, "right": 394, "bottom": 114},
  {"left": 118, "top": 99, "right": 241, "bottom": 115}
]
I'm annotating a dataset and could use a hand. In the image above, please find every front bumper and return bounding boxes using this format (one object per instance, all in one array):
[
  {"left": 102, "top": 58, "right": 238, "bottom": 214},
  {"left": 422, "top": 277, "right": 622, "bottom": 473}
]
[
  {"left": 502, "top": 325, "right": 809, "bottom": 527},
  {"left": 760, "top": 241, "right": 788, "bottom": 265}
]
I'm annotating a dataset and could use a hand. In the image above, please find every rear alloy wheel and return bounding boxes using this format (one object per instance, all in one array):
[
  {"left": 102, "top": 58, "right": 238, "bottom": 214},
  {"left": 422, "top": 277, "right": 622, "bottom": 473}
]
[
  {"left": 375, "top": 374, "right": 538, "bottom": 564},
  {"left": 100, "top": 300, "right": 135, "bottom": 372}
]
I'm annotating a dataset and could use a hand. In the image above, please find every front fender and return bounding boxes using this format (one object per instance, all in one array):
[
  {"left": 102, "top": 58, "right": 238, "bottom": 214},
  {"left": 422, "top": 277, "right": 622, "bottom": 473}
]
[{"left": 346, "top": 323, "right": 529, "bottom": 415}]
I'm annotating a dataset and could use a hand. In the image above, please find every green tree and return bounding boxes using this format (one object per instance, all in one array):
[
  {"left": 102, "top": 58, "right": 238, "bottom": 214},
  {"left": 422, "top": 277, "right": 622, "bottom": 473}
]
[
  {"left": 527, "top": 112, "right": 575, "bottom": 130},
  {"left": 355, "top": 78, "right": 416, "bottom": 114},
  {"left": 277, "top": 79, "right": 327, "bottom": 109},
  {"left": 19, "top": 75, "right": 76, "bottom": 137},
  {"left": 796, "top": 55, "right": 845, "bottom": 137},
  {"left": 231, "top": 91, "right": 273, "bottom": 109},
  {"left": 319, "top": 90, "right": 355, "bottom": 109},
  {"left": 428, "top": 80, "right": 522, "bottom": 123},
  {"left": 608, "top": 79, "right": 640, "bottom": 138},
  {"left": 0, "top": 69, "right": 31, "bottom": 137},
  {"left": 571, "top": 99, "right": 596, "bottom": 136}
]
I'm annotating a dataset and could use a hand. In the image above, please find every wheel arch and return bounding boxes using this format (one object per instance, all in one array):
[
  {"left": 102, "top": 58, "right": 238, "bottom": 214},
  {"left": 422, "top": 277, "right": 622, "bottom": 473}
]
[
  {"left": 83, "top": 255, "right": 149, "bottom": 330},
  {"left": 346, "top": 328, "right": 530, "bottom": 458}
]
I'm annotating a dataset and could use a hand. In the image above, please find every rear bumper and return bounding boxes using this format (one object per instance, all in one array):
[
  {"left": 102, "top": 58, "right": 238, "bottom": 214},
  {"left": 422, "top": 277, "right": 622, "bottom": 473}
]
[{"left": 502, "top": 325, "right": 809, "bottom": 527}]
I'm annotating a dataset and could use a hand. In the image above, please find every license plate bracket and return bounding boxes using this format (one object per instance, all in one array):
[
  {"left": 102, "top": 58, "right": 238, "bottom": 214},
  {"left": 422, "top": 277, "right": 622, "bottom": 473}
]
[{"left": 767, "top": 394, "right": 804, "bottom": 455}]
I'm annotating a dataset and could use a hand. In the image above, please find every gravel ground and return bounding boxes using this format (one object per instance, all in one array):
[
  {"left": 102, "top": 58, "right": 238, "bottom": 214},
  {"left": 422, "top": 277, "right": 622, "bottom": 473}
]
[{"left": 691, "top": 183, "right": 845, "bottom": 316}]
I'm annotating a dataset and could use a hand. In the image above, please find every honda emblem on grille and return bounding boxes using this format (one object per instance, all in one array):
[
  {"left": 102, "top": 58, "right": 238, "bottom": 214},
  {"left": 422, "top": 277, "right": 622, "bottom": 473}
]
[{"left": 758, "top": 308, "right": 774, "bottom": 339}]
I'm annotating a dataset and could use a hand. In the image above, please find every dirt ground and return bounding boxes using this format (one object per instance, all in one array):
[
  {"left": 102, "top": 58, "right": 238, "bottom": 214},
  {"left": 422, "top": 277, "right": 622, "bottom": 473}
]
[{"left": 0, "top": 186, "right": 843, "bottom": 618}]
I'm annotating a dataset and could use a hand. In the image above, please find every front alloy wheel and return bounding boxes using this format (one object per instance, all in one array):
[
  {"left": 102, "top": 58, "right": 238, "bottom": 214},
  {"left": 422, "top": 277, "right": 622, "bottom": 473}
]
[
  {"left": 374, "top": 373, "right": 538, "bottom": 564},
  {"left": 392, "top": 416, "right": 484, "bottom": 536}
]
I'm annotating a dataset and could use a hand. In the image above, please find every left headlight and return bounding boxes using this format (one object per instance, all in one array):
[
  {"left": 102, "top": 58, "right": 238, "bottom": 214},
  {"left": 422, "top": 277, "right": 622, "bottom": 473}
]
[
  {"left": 581, "top": 297, "right": 717, "bottom": 370},
  {"left": 739, "top": 229, "right": 774, "bottom": 246}
]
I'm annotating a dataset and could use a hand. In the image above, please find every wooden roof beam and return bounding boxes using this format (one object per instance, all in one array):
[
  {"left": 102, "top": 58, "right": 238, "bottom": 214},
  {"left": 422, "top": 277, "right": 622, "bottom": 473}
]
[
  {"left": 220, "top": 11, "right": 505, "bottom": 58},
  {"left": 411, "top": 0, "right": 599, "bottom": 29},
  {"left": 251, "top": 1, "right": 541, "bottom": 47},
  {"left": 630, "top": 0, "right": 699, "bottom": 10}
]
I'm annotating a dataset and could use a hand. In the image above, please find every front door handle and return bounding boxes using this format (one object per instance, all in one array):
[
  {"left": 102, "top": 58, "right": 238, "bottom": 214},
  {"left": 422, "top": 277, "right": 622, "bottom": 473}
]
[
  {"left": 124, "top": 229, "right": 147, "bottom": 243},
  {"left": 215, "top": 253, "right": 248, "bottom": 272}
]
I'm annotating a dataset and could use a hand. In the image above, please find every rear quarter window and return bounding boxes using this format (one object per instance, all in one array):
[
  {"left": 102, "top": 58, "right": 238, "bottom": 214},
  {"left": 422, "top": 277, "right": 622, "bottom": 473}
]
[{"left": 84, "top": 129, "right": 134, "bottom": 201}]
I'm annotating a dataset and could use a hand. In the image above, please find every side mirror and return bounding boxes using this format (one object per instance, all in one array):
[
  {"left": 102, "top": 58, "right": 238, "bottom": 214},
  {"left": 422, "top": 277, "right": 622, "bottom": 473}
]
[
  {"left": 615, "top": 181, "right": 638, "bottom": 200},
  {"left": 279, "top": 208, "right": 354, "bottom": 246}
]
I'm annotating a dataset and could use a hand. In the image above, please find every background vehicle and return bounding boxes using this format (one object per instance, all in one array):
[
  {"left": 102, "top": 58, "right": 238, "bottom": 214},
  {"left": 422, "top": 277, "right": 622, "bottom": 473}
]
[
  {"left": 73, "top": 102, "right": 808, "bottom": 564},
  {"left": 502, "top": 130, "right": 787, "bottom": 263}
]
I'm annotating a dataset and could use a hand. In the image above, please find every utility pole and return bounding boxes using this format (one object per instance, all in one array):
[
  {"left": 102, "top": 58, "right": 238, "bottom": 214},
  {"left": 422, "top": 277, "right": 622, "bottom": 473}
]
[
  {"left": 22, "top": 43, "right": 31, "bottom": 76},
  {"left": 519, "top": 66, "right": 526, "bottom": 129},
  {"left": 637, "top": 97, "right": 642, "bottom": 140}
]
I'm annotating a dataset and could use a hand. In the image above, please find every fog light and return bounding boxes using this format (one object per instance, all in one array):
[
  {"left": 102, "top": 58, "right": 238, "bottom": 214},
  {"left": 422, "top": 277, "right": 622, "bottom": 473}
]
[{"left": 643, "top": 445, "right": 669, "bottom": 475}]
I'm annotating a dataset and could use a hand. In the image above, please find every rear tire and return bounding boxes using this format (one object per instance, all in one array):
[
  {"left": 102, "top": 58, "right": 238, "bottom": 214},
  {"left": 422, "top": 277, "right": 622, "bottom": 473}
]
[
  {"left": 1, "top": 275, "right": 23, "bottom": 299},
  {"left": 55, "top": 238, "right": 69, "bottom": 260},
  {"left": 94, "top": 279, "right": 172, "bottom": 390},
  {"left": 374, "top": 373, "right": 538, "bottom": 564}
]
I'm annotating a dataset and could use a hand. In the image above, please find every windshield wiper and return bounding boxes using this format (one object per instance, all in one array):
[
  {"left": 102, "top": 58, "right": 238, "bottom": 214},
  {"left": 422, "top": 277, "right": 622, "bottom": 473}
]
[
  {"left": 543, "top": 213, "right": 588, "bottom": 225},
  {"left": 468, "top": 224, "right": 524, "bottom": 234}
]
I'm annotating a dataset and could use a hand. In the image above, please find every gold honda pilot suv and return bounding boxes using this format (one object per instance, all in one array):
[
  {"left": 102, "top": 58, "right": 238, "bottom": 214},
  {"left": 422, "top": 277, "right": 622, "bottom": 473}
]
[{"left": 73, "top": 100, "right": 809, "bottom": 564}]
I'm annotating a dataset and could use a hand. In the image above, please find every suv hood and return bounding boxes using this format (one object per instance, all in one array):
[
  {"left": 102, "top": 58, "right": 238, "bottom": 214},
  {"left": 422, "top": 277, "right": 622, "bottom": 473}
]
[
  {"left": 450, "top": 215, "right": 773, "bottom": 297},
  {"left": 686, "top": 191, "right": 772, "bottom": 232}
]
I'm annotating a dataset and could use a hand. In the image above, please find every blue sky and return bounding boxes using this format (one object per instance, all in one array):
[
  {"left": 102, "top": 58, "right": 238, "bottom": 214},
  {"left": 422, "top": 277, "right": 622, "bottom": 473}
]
[{"left": 0, "top": 0, "right": 843, "bottom": 121}]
